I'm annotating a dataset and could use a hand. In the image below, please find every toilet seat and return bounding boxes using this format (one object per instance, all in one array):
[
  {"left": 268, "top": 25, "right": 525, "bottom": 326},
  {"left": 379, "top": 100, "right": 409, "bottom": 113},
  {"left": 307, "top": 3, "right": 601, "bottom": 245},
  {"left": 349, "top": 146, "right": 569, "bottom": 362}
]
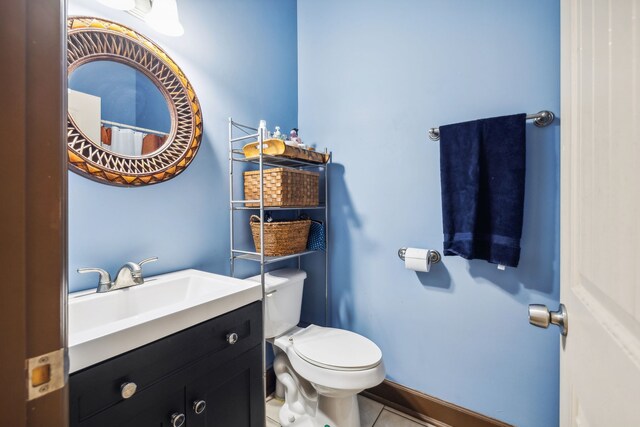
[
  {"left": 274, "top": 325, "right": 386, "bottom": 394},
  {"left": 291, "top": 325, "right": 382, "bottom": 371}
]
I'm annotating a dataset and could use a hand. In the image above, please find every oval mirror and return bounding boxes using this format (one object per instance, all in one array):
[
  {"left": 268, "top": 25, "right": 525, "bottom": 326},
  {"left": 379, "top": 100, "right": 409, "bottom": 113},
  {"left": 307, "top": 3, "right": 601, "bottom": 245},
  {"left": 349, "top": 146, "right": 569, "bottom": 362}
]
[{"left": 67, "top": 17, "right": 203, "bottom": 186}]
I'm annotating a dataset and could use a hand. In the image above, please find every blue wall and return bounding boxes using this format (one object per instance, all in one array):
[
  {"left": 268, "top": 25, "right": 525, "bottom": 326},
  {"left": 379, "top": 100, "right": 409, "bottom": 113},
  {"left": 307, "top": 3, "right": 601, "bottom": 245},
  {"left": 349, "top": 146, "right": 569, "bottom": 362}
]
[
  {"left": 297, "top": 1, "right": 560, "bottom": 426},
  {"left": 68, "top": 0, "right": 298, "bottom": 292}
]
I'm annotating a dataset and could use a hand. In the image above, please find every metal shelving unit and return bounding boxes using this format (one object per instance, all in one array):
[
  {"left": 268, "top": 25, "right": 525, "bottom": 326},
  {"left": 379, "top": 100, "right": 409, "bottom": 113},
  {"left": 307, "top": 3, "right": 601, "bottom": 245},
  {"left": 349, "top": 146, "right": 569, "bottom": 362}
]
[{"left": 228, "top": 118, "right": 330, "bottom": 417}]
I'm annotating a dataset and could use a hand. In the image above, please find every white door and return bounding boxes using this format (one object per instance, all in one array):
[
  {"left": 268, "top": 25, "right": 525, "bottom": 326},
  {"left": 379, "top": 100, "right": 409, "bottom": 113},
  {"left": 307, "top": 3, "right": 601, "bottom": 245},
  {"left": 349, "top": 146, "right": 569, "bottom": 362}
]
[{"left": 557, "top": 0, "right": 640, "bottom": 425}]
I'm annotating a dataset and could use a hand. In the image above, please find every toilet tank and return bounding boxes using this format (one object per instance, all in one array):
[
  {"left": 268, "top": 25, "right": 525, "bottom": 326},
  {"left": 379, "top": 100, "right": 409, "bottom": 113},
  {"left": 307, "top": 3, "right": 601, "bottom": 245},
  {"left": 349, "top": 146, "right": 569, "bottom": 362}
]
[{"left": 247, "top": 268, "right": 306, "bottom": 339}]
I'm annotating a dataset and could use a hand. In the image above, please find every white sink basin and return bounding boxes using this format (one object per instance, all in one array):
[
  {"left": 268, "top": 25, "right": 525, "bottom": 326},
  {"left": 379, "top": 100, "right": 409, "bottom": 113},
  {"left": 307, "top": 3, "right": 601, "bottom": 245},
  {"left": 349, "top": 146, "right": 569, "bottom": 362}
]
[{"left": 68, "top": 269, "right": 261, "bottom": 373}]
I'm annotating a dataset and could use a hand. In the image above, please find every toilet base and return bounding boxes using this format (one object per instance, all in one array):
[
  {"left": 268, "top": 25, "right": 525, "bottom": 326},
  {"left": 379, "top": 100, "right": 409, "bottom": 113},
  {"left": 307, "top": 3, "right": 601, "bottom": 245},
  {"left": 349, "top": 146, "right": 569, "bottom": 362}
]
[
  {"left": 280, "top": 394, "right": 361, "bottom": 427},
  {"left": 317, "top": 394, "right": 361, "bottom": 427},
  {"left": 274, "top": 350, "right": 363, "bottom": 427}
]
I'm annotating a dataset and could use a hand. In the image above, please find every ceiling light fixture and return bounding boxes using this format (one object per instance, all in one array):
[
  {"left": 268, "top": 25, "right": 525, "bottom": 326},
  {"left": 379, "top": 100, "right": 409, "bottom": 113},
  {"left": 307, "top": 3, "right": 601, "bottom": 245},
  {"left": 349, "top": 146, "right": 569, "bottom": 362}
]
[
  {"left": 145, "top": 0, "right": 185, "bottom": 37},
  {"left": 97, "top": 0, "right": 136, "bottom": 11}
]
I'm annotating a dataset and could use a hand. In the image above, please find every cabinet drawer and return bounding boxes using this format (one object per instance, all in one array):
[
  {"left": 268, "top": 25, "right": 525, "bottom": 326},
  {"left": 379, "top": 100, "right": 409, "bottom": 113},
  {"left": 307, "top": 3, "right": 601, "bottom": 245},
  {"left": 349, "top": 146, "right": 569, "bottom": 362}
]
[
  {"left": 70, "top": 301, "right": 262, "bottom": 425},
  {"left": 75, "top": 378, "right": 185, "bottom": 427}
]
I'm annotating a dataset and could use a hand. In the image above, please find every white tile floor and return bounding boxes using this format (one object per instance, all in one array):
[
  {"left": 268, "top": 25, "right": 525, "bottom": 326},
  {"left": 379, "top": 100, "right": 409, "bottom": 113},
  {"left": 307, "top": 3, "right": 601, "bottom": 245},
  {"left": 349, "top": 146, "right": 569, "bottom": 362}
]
[{"left": 266, "top": 394, "right": 438, "bottom": 427}]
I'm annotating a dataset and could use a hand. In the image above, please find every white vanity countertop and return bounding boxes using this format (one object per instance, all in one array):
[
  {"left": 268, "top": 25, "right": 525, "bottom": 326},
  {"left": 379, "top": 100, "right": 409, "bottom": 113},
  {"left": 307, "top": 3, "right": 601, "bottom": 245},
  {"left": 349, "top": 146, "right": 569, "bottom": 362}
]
[{"left": 68, "top": 269, "right": 261, "bottom": 373}]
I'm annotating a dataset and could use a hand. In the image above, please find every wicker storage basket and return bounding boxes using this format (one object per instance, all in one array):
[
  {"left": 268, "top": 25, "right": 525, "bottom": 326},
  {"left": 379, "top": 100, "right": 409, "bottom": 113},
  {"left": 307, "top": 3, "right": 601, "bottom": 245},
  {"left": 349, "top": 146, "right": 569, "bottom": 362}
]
[
  {"left": 250, "top": 216, "right": 311, "bottom": 256},
  {"left": 243, "top": 168, "right": 319, "bottom": 207}
]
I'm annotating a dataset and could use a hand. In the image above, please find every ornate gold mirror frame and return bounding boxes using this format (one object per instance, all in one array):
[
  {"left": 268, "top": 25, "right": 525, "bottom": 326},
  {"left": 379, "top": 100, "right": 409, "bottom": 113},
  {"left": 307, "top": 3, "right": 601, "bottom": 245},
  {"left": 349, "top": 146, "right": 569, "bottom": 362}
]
[{"left": 67, "top": 17, "right": 203, "bottom": 186}]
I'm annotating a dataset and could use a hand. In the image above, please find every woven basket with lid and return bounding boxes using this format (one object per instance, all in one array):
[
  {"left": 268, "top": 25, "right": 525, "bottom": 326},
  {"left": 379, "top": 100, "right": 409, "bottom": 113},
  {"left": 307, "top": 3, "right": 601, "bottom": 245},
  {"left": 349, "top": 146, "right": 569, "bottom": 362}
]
[{"left": 243, "top": 168, "right": 319, "bottom": 207}]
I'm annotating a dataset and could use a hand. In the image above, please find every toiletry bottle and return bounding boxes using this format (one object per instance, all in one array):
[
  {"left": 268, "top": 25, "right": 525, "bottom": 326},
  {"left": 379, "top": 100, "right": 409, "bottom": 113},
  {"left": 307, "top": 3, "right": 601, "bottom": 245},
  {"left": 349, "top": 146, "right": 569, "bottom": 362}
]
[
  {"left": 259, "top": 120, "right": 268, "bottom": 139},
  {"left": 287, "top": 128, "right": 300, "bottom": 147}
]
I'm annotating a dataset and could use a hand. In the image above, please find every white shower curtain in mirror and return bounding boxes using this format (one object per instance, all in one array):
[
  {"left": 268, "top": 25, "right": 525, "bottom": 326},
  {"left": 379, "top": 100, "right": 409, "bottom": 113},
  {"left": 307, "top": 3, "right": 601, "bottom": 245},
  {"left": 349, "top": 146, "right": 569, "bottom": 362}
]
[{"left": 106, "top": 126, "right": 144, "bottom": 156}]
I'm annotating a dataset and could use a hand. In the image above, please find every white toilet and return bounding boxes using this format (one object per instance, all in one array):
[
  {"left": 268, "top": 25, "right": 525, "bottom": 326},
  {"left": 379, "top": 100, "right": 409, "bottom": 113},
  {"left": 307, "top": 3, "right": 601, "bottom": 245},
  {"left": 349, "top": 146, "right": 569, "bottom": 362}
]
[{"left": 249, "top": 269, "right": 385, "bottom": 427}]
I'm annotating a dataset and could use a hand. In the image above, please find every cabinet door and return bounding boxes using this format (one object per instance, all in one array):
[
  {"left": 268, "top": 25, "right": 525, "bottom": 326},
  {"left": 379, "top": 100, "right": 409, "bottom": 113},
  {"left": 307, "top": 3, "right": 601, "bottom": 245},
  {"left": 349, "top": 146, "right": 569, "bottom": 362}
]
[
  {"left": 187, "top": 345, "right": 264, "bottom": 427},
  {"left": 74, "top": 379, "right": 185, "bottom": 427}
]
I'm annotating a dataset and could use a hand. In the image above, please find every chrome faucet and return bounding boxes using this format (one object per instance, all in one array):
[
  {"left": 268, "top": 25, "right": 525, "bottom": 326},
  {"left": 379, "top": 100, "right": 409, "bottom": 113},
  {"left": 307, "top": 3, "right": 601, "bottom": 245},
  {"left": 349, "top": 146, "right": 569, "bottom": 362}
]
[{"left": 78, "top": 257, "right": 158, "bottom": 293}]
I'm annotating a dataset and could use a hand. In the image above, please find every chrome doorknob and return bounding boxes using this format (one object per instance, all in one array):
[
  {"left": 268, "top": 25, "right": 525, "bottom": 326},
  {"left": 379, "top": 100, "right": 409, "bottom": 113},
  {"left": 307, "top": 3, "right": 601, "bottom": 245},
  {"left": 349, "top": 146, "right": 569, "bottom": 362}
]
[{"left": 528, "top": 303, "right": 568, "bottom": 336}]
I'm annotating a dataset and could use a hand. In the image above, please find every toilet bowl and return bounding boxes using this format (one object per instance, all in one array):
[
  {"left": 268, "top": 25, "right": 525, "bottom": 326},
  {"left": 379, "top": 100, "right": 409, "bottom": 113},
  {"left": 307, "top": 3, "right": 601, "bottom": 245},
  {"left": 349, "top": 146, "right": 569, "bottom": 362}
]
[{"left": 248, "top": 269, "right": 385, "bottom": 427}]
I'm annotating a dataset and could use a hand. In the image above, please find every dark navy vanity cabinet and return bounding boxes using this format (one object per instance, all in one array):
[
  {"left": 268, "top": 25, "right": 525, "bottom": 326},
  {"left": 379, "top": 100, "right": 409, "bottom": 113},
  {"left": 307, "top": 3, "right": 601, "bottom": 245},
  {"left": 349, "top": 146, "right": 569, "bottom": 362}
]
[{"left": 70, "top": 302, "right": 264, "bottom": 427}]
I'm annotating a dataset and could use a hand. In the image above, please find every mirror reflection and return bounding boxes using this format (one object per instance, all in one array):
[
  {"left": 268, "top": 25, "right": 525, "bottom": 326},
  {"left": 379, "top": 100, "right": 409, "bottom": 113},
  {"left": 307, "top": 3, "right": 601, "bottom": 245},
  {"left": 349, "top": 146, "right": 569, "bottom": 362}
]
[{"left": 68, "top": 60, "right": 171, "bottom": 157}]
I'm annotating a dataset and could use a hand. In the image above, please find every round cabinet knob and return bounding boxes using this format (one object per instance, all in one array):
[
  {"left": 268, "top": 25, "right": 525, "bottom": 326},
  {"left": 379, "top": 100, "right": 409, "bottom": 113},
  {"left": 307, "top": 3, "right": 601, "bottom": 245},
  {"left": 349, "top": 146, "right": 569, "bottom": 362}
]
[
  {"left": 226, "top": 332, "right": 239, "bottom": 345},
  {"left": 120, "top": 382, "right": 137, "bottom": 399},
  {"left": 170, "top": 413, "right": 186, "bottom": 427},
  {"left": 193, "top": 399, "right": 206, "bottom": 414}
]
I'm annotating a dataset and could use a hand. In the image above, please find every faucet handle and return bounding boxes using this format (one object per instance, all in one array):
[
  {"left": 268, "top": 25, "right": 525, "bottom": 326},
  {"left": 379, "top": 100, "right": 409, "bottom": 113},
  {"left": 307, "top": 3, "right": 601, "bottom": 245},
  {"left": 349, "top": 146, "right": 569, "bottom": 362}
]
[
  {"left": 138, "top": 257, "right": 158, "bottom": 267},
  {"left": 77, "top": 267, "right": 112, "bottom": 292},
  {"left": 77, "top": 267, "right": 111, "bottom": 284}
]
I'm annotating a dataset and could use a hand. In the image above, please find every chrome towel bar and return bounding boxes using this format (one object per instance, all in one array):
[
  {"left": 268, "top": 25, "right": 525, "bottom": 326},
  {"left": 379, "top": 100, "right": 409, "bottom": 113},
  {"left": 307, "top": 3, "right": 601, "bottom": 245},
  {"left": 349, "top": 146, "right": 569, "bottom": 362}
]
[{"left": 428, "top": 110, "right": 555, "bottom": 141}]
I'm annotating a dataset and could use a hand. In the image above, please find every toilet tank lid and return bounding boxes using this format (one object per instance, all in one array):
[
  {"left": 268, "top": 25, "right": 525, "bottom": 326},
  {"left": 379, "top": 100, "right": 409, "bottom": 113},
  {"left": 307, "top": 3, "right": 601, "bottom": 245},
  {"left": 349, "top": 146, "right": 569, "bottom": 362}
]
[{"left": 246, "top": 268, "right": 307, "bottom": 291}]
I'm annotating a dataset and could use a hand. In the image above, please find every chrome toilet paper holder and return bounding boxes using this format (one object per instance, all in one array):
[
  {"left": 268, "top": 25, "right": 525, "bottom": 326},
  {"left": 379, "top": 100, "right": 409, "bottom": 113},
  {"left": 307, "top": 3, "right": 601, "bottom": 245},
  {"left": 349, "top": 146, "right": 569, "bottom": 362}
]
[{"left": 397, "top": 247, "right": 442, "bottom": 264}]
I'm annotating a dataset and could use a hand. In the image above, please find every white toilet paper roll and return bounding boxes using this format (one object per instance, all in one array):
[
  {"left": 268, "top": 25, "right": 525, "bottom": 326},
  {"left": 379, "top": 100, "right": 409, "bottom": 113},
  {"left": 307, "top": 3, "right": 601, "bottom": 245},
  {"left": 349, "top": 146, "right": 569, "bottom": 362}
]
[{"left": 404, "top": 248, "right": 431, "bottom": 272}]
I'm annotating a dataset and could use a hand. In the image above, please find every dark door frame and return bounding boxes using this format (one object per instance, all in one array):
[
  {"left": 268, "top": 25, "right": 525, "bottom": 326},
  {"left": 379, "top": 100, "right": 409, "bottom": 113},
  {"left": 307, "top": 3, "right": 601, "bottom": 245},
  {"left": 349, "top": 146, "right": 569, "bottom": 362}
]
[{"left": 0, "top": 0, "right": 67, "bottom": 426}]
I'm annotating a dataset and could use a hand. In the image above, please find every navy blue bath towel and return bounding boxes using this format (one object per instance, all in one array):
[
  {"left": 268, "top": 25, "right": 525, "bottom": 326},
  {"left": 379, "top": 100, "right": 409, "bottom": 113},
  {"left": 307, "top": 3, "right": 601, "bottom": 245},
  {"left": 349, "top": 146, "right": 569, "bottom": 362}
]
[{"left": 439, "top": 113, "right": 526, "bottom": 267}]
